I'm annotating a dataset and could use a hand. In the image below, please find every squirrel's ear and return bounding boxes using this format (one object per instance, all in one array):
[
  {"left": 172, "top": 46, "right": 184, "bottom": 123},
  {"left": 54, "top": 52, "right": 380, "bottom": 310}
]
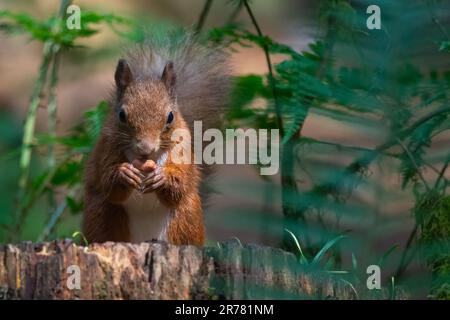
[
  {"left": 115, "top": 59, "right": 133, "bottom": 99},
  {"left": 161, "top": 61, "right": 176, "bottom": 98}
]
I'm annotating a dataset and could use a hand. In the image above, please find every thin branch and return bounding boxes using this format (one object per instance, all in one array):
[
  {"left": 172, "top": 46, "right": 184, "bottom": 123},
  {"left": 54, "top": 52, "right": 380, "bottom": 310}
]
[
  {"left": 47, "top": 53, "right": 60, "bottom": 170},
  {"left": 243, "top": 0, "right": 284, "bottom": 136},
  {"left": 406, "top": 107, "right": 450, "bottom": 135},
  {"left": 226, "top": 1, "right": 244, "bottom": 24},
  {"left": 38, "top": 187, "right": 79, "bottom": 242},
  {"left": 298, "top": 137, "right": 399, "bottom": 157},
  {"left": 430, "top": 126, "right": 450, "bottom": 140},
  {"left": 47, "top": 52, "right": 60, "bottom": 235},
  {"left": 195, "top": 0, "right": 213, "bottom": 33},
  {"left": 17, "top": 42, "right": 53, "bottom": 196},
  {"left": 394, "top": 224, "right": 418, "bottom": 280},
  {"left": 369, "top": 106, "right": 450, "bottom": 163},
  {"left": 279, "top": 5, "right": 336, "bottom": 251},
  {"left": 423, "top": 160, "right": 443, "bottom": 176},
  {"left": 12, "top": 0, "right": 71, "bottom": 242},
  {"left": 46, "top": 52, "right": 60, "bottom": 225},
  {"left": 38, "top": 197, "right": 68, "bottom": 242},
  {"left": 395, "top": 137, "right": 431, "bottom": 191},
  {"left": 426, "top": 0, "right": 449, "bottom": 39},
  {"left": 13, "top": 155, "right": 72, "bottom": 241},
  {"left": 296, "top": 107, "right": 450, "bottom": 221},
  {"left": 434, "top": 155, "right": 450, "bottom": 189}
]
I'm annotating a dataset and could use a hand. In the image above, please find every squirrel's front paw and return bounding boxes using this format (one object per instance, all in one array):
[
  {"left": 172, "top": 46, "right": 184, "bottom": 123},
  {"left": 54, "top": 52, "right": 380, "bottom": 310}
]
[
  {"left": 141, "top": 168, "right": 167, "bottom": 193},
  {"left": 118, "top": 163, "right": 143, "bottom": 189}
]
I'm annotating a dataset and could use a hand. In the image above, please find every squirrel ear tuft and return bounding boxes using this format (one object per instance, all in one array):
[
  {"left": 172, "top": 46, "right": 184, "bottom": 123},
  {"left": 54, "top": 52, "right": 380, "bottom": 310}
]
[
  {"left": 161, "top": 61, "right": 176, "bottom": 98},
  {"left": 115, "top": 59, "right": 133, "bottom": 99}
]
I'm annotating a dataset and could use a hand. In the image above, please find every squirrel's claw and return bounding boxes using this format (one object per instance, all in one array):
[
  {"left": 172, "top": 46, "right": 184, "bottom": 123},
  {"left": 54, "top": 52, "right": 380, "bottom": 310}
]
[
  {"left": 118, "top": 163, "right": 142, "bottom": 189},
  {"left": 141, "top": 170, "right": 166, "bottom": 193}
]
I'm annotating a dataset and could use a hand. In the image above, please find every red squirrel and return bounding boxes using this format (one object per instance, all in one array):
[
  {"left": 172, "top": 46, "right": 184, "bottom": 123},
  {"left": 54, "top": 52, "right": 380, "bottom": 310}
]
[{"left": 83, "top": 35, "right": 230, "bottom": 246}]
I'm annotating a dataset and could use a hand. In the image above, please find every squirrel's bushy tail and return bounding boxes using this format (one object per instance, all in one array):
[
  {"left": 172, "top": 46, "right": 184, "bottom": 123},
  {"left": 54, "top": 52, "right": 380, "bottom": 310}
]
[{"left": 125, "top": 31, "right": 232, "bottom": 130}]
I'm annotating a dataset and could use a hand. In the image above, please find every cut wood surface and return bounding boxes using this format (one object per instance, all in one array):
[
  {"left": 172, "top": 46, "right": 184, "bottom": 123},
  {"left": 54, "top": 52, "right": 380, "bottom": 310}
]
[{"left": 0, "top": 240, "right": 404, "bottom": 299}]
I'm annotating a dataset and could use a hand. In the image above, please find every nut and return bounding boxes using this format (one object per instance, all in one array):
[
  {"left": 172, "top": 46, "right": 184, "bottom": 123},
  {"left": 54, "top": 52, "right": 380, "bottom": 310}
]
[{"left": 131, "top": 159, "right": 156, "bottom": 173}]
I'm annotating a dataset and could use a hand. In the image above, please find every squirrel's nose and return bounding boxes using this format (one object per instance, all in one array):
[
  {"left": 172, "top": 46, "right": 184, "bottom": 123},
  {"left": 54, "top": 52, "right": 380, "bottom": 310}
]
[{"left": 135, "top": 139, "right": 156, "bottom": 159}]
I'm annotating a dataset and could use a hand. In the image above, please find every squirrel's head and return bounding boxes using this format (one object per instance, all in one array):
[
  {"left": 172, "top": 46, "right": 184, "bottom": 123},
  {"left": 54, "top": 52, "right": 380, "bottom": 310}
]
[{"left": 113, "top": 59, "right": 181, "bottom": 162}]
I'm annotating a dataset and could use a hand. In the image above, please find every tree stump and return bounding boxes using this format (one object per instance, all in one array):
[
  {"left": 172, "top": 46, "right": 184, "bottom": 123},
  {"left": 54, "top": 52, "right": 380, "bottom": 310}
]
[{"left": 0, "top": 240, "right": 403, "bottom": 299}]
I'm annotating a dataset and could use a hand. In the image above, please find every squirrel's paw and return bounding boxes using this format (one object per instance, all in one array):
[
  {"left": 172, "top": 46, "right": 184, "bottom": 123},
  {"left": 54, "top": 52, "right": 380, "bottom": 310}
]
[
  {"left": 141, "top": 168, "right": 167, "bottom": 193},
  {"left": 118, "top": 163, "right": 143, "bottom": 189}
]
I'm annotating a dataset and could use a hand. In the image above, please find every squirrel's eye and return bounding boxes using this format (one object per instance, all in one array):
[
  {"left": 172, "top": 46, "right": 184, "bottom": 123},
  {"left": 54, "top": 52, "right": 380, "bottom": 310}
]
[
  {"left": 166, "top": 111, "right": 174, "bottom": 124},
  {"left": 118, "top": 110, "right": 127, "bottom": 123}
]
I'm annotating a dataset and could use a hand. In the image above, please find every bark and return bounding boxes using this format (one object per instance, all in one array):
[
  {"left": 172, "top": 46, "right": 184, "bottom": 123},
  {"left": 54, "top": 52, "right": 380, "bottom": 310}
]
[{"left": 0, "top": 240, "right": 405, "bottom": 299}]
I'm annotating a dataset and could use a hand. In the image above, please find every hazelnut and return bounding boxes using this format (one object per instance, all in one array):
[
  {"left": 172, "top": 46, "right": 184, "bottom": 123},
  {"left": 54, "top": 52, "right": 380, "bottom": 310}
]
[{"left": 132, "top": 159, "right": 156, "bottom": 173}]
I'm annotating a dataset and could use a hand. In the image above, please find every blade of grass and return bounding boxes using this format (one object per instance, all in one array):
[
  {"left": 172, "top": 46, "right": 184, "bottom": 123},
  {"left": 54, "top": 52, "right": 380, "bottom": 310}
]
[
  {"left": 284, "top": 228, "right": 308, "bottom": 265},
  {"left": 341, "top": 279, "right": 359, "bottom": 300},
  {"left": 377, "top": 244, "right": 399, "bottom": 267},
  {"left": 311, "top": 235, "right": 347, "bottom": 266},
  {"left": 351, "top": 253, "right": 358, "bottom": 273},
  {"left": 72, "top": 231, "right": 89, "bottom": 247}
]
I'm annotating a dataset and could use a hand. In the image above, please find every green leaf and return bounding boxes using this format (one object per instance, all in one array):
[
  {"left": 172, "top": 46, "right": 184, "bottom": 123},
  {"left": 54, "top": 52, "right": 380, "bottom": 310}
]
[
  {"left": 281, "top": 101, "right": 307, "bottom": 144},
  {"left": 0, "top": 9, "right": 131, "bottom": 48},
  {"left": 31, "top": 170, "right": 50, "bottom": 191},
  {"left": 390, "top": 277, "right": 396, "bottom": 300},
  {"left": 51, "top": 161, "right": 82, "bottom": 186},
  {"left": 66, "top": 196, "right": 83, "bottom": 215},
  {"left": 311, "top": 235, "right": 347, "bottom": 266},
  {"left": 284, "top": 228, "right": 308, "bottom": 265},
  {"left": 351, "top": 253, "right": 358, "bottom": 273},
  {"left": 84, "top": 100, "right": 109, "bottom": 141},
  {"left": 0, "top": 10, "right": 53, "bottom": 41},
  {"left": 439, "top": 41, "right": 450, "bottom": 53},
  {"left": 226, "top": 75, "right": 267, "bottom": 124},
  {"left": 72, "top": 231, "right": 89, "bottom": 246}
]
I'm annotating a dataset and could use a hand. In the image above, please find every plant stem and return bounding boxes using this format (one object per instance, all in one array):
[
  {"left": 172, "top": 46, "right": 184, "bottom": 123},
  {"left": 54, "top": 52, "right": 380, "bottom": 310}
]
[
  {"left": 395, "top": 137, "right": 431, "bottom": 191},
  {"left": 15, "top": 42, "right": 53, "bottom": 232},
  {"left": 394, "top": 224, "right": 418, "bottom": 280},
  {"left": 291, "top": 106, "right": 450, "bottom": 244},
  {"left": 426, "top": 0, "right": 449, "bottom": 39},
  {"left": 434, "top": 155, "right": 450, "bottom": 189},
  {"left": 243, "top": 0, "right": 284, "bottom": 136},
  {"left": 17, "top": 41, "right": 53, "bottom": 196},
  {"left": 227, "top": 1, "right": 243, "bottom": 24},
  {"left": 279, "top": 10, "right": 336, "bottom": 251},
  {"left": 13, "top": 0, "right": 70, "bottom": 241},
  {"left": 47, "top": 53, "right": 60, "bottom": 170},
  {"left": 12, "top": 156, "right": 71, "bottom": 242},
  {"left": 45, "top": 52, "right": 61, "bottom": 238},
  {"left": 195, "top": 0, "right": 213, "bottom": 33},
  {"left": 241, "top": 0, "right": 303, "bottom": 250},
  {"left": 38, "top": 196, "right": 68, "bottom": 242},
  {"left": 17, "top": 0, "right": 69, "bottom": 195},
  {"left": 38, "top": 187, "right": 78, "bottom": 242},
  {"left": 19, "top": 0, "right": 71, "bottom": 194},
  {"left": 347, "top": 106, "right": 450, "bottom": 183}
]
